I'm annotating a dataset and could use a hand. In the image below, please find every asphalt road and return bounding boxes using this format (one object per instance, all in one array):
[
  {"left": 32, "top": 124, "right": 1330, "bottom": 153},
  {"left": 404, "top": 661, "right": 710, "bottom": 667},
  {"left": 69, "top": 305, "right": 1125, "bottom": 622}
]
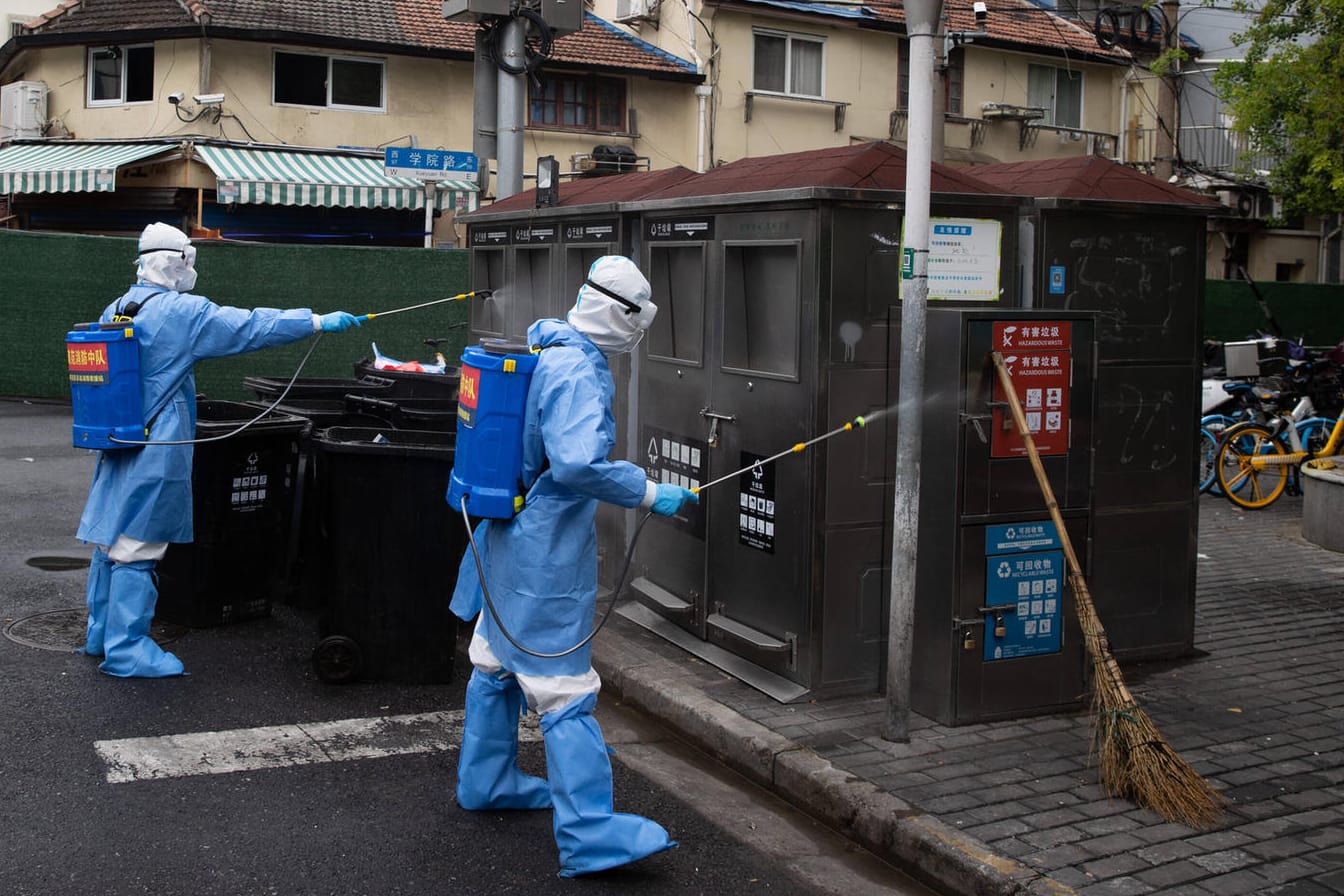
[{"left": 0, "top": 400, "right": 934, "bottom": 896}]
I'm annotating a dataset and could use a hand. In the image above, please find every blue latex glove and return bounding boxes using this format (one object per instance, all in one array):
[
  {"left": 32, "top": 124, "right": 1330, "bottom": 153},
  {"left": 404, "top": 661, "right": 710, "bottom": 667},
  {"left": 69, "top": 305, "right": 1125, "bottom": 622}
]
[
  {"left": 651, "top": 484, "right": 698, "bottom": 516},
  {"left": 319, "top": 311, "right": 360, "bottom": 333}
]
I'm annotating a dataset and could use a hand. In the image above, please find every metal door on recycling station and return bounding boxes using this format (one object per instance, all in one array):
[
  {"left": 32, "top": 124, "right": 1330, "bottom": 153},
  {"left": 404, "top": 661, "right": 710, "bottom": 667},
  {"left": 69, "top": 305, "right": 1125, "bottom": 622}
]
[{"left": 631, "top": 209, "right": 816, "bottom": 686}]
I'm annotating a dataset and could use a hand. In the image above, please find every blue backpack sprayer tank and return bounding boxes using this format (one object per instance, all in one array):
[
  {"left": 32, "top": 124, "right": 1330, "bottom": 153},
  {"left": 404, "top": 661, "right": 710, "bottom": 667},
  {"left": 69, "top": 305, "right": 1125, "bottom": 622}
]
[
  {"left": 67, "top": 320, "right": 148, "bottom": 450},
  {"left": 446, "top": 340, "right": 540, "bottom": 520}
]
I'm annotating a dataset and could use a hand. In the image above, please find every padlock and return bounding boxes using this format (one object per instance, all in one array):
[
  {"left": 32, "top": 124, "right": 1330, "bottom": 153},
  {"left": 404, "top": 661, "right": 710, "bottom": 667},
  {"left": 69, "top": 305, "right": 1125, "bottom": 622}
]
[
  {"left": 962, "top": 629, "right": 976, "bottom": 650},
  {"left": 993, "top": 612, "right": 1006, "bottom": 639}
]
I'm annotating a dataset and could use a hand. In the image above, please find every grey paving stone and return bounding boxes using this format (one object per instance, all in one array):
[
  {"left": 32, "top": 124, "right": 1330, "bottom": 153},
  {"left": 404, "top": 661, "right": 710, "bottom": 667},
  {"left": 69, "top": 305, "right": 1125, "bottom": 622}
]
[
  {"left": 1076, "top": 814, "right": 1144, "bottom": 837},
  {"left": 1081, "top": 852, "right": 1151, "bottom": 880},
  {"left": 1133, "top": 858, "right": 1210, "bottom": 889},
  {"left": 919, "top": 792, "right": 982, "bottom": 814},
  {"left": 1129, "top": 821, "right": 1200, "bottom": 845},
  {"left": 1190, "top": 848, "right": 1258, "bottom": 874},
  {"left": 1046, "top": 866, "right": 1097, "bottom": 889},
  {"left": 1259, "top": 856, "right": 1331, "bottom": 885},
  {"left": 1023, "top": 825, "right": 1089, "bottom": 849},
  {"left": 1261, "top": 881, "right": 1336, "bottom": 895},
  {"left": 1305, "top": 827, "right": 1344, "bottom": 850},
  {"left": 963, "top": 800, "right": 1034, "bottom": 824},
  {"left": 1024, "top": 842, "right": 1093, "bottom": 869},
  {"left": 1076, "top": 831, "right": 1148, "bottom": 857},
  {"left": 1281, "top": 790, "right": 1344, "bottom": 811},
  {"left": 1188, "top": 829, "right": 1256, "bottom": 851},
  {"left": 1022, "top": 791, "right": 1087, "bottom": 810},
  {"left": 961, "top": 817, "right": 1034, "bottom": 841},
  {"left": 1197, "top": 868, "right": 1274, "bottom": 894}
]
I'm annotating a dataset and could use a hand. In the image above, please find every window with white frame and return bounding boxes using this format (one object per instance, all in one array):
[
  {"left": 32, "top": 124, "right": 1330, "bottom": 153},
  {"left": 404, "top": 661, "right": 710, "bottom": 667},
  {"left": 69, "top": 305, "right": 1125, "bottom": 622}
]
[
  {"left": 87, "top": 45, "right": 154, "bottom": 106},
  {"left": 1027, "top": 63, "right": 1083, "bottom": 129},
  {"left": 753, "top": 29, "right": 824, "bottom": 98},
  {"left": 274, "top": 51, "right": 385, "bottom": 111}
]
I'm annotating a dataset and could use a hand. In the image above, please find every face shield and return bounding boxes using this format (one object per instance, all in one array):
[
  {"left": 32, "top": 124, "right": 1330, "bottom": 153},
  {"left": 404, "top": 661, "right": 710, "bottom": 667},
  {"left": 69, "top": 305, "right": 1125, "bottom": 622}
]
[
  {"left": 135, "top": 222, "right": 198, "bottom": 292},
  {"left": 566, "top": 256, "right": 657, "bottom": 355}
]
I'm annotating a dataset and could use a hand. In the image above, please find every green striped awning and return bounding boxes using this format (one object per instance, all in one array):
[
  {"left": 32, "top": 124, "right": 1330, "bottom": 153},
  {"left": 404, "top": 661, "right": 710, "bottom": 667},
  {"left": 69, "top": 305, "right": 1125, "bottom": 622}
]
[
  {"left": 0, "top": 141, "right": 178, "bottom": 194},
  {"left": 194, "top": 144, "right": 477, "bottom": 213}
]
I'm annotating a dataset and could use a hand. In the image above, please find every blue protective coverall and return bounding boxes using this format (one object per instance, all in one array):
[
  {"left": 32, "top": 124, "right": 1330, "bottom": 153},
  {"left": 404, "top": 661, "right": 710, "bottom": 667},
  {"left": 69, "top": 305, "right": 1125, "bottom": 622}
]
[
  {"left": 450, "top": 316, "right": 677, "bottom": 876},
  {"left": 77, "top": 284, "right": 317, "bottom": 677}
]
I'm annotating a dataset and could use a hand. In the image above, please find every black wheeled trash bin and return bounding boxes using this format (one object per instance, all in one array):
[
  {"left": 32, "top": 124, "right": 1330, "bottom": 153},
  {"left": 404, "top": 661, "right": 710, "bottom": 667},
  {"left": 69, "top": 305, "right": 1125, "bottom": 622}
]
[
  {"left": 241, "top": 398, "right": 390, "bottom": 611},
  {"left": 309, "top": 427, "right": 463, "bottom": 684},
  {"left": 156, "top": 401, "right": 310, "bottom": 627}
]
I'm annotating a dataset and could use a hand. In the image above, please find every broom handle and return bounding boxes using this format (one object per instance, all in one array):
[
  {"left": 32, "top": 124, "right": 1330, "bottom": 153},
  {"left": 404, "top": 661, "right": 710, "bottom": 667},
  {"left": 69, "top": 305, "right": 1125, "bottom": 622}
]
[{"left": 989, "top": 352, "right": 1091, "bottom": 600}]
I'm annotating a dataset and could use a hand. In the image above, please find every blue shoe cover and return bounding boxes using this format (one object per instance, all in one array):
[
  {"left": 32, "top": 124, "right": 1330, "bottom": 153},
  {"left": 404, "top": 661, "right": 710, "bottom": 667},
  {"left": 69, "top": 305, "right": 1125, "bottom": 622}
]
[
  {"left": 542, "top": 694, "right": 676, "bottom": 877},
  {"left": 78, "top": 549, "right": 113, "bottom": 657},
  {"left": 99, "top": 560, "right": 184, "bottom": 679},
  {"left": 456, "top": 669, "right": 551, "bottom": 810}
]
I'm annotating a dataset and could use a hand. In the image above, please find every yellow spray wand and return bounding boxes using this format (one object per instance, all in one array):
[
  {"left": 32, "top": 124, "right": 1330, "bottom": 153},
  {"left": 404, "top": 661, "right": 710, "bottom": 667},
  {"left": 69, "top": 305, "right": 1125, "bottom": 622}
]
[
  {"left": 690, "top": 415, "right": 869, "bottom": 495},
  {"left": 356, "top": 288, "right": 494, "bottom": 323}
]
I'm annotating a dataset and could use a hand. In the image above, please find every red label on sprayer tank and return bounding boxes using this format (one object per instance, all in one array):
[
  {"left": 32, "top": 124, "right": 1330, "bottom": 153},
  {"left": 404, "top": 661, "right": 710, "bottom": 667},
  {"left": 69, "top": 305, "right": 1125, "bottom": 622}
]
[
  {"left": 457, "top": 363, "right": 480, "bottom": 426},
  {"left": 67, "top": 342, "right": 111, "bottom": 384}
]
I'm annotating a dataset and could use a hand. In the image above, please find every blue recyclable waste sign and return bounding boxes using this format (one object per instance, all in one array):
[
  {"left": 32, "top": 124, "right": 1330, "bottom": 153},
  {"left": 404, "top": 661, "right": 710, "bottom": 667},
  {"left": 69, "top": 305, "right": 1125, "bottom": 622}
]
[{"left": 983, "top": 522, "right": 1064, "bottom": 661}]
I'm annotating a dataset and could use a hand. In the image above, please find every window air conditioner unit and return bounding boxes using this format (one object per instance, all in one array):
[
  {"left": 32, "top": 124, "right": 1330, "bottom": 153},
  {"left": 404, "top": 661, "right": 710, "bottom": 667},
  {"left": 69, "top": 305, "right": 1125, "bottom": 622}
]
[
  {"left": 1217, "top": 188, "right": 1260, "bottom": 218},
  {"left": 1, "top": 80, "right": 48, "bottom": 141},
  {"left": 615, "top": 0, "right": 652, "bottom": 23}
]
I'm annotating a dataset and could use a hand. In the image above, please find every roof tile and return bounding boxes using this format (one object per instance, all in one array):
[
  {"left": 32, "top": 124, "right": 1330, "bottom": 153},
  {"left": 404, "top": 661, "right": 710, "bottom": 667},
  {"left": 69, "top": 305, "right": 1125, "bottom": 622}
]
[
  {"left": 968, "top": 156, "right": 1222, "bottom": 205},
  {"left": 20, "top": 0, "right": 699, "bottom": 77}
]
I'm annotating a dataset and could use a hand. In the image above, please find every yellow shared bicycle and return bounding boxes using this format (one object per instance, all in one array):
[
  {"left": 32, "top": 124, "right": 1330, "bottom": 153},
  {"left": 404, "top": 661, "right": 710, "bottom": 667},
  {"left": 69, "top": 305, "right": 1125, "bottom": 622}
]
[{"left": 1214, "top": 407, "right": 1344, "bottom": 509}]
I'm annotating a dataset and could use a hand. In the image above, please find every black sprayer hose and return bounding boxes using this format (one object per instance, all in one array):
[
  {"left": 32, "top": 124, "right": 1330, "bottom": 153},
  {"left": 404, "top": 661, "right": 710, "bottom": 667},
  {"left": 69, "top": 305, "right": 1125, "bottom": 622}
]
[
  {"left": 459, "top": 496, "right": 653, "bottom": 659},
  {"left": 107, "top": 332, "right": 327, "bottom": 447}
]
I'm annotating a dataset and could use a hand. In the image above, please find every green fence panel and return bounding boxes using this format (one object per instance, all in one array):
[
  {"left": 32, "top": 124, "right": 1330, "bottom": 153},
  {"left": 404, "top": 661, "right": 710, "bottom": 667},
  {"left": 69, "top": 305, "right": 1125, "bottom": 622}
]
[
  {"left": 1, "top": 230, "right": 470, "bottom": 401},
  {"left": 1203, "top": 280, "right": 1344, "bottom": 346}
]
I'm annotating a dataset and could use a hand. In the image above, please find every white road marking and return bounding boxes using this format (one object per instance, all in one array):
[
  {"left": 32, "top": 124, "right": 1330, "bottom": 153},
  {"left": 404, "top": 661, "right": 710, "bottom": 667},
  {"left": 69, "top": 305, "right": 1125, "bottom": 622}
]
[{"left": 94, "top": 710, "right": 543, "bottom": 784}]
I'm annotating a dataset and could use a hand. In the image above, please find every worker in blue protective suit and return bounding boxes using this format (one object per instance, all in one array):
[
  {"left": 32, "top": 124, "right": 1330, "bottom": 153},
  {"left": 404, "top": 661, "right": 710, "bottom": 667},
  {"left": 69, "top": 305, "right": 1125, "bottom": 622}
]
[
  {"left": 76, "top": 222, "right": 360, "bottom": 678},
  {"left": 450, "top": 255, "right": 697, "bottom": 877}
]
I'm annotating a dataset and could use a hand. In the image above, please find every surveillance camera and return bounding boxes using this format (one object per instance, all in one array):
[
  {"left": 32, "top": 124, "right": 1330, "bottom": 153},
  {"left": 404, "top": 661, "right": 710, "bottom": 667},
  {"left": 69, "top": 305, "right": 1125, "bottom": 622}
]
[
  {"left": 193, "top": 93, "right": 225, "bottom": 106},
  {"left": 973, "top": 0, "right": 988, "bottom": 24},
  {"left": 167, "top": 91, "right": 184, "bottom": 105}
]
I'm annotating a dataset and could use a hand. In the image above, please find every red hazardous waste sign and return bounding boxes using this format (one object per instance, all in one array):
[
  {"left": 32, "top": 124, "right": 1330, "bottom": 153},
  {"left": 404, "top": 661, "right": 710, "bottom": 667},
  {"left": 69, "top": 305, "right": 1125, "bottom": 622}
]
[{"left": 992, "top": 322, "right": 1072, "bottom": 457}]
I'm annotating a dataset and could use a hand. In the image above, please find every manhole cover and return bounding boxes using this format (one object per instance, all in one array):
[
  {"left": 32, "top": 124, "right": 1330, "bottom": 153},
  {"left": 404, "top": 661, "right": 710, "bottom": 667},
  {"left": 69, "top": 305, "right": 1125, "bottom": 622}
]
[
  {"left": 3, "top": 608, "right": 187, "bottom": 652},
  {"left": 25, "top": 554, "right": 90, "bottom": 572}
]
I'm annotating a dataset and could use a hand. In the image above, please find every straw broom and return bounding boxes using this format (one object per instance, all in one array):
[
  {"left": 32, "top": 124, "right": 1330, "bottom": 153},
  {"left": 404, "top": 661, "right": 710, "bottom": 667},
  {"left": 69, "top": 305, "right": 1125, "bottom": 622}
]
[{"left": 990, "top": 352, "right": 1225, "bottom": 828}]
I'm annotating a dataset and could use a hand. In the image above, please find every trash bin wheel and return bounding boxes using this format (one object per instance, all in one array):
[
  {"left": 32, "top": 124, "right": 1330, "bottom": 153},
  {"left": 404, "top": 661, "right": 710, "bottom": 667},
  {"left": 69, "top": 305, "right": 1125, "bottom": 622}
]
[{"left": 313, "top": 635, "right": 362, "bottom": 684}]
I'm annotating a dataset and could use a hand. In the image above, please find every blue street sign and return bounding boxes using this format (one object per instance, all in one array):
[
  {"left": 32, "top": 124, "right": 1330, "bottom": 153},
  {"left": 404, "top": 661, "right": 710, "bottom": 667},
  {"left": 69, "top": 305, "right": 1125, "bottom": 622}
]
[{"left": 383, "top": 146, "right": 478, "bottom": 179}]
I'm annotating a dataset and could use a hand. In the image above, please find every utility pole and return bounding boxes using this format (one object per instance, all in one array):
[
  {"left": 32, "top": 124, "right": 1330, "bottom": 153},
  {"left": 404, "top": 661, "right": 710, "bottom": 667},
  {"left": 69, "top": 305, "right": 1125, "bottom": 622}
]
[
  {"left": 884, "top": 0, "right": 944, "bottom": 743},
  {"left": 1153, "top": 0, "right": 1180, "bottom": 181}
]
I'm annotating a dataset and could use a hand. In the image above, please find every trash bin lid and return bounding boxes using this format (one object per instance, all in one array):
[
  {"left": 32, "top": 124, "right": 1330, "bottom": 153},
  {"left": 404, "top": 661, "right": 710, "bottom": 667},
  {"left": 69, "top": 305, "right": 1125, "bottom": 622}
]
[
  {"left": 195, "top": 400, "right": 310, "bottom": 435},
  {"left": 314, "top": 426, "right": 455, "bottom": 457}
]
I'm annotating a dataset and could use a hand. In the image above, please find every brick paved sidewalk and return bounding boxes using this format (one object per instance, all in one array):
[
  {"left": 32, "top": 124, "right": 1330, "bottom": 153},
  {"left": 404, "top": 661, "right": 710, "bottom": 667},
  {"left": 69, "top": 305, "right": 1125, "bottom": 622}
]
[{"left": 602, "top": 492, "right": 1344, "bottom": 895}]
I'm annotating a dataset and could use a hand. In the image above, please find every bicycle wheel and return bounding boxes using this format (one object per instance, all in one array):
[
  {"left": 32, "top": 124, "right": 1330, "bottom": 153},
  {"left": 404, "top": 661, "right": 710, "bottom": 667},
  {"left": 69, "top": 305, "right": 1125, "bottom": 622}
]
[
  {"left": 1199, "top": 415, "right": 1242, "bottom": 496},
  {"left": 1296, "top": 416, "right": 1334, "bottom": 456},
  {"left": 1215, "top": 422, "right": 1290, "bottom": 509},
  {"left": 1198, "top": 426, "right": 1220, "bottom": 493},
  {"left": 1288, "top": 416, "right": 1333, "bottom": 494}
]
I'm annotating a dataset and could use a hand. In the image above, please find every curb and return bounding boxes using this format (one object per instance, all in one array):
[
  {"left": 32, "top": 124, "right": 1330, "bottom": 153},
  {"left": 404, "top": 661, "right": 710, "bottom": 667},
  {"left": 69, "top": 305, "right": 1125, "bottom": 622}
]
[{"left": 593, "top": 628, "right": 1077, "bottom": 896}]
